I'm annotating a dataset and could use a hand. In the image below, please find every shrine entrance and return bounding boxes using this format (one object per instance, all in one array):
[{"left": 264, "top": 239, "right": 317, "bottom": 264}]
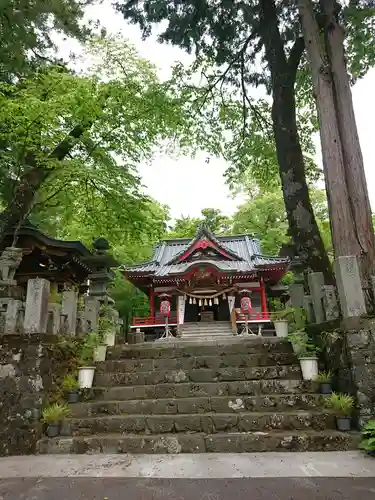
[{"left": 184, "top": 299, "right": 228, "bottom": 322}]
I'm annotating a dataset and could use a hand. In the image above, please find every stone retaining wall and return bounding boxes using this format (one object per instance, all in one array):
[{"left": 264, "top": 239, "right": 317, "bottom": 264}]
[
  {"left": 0, "top": 334, "right": 79, "bottom": 456},
  {"left": 309, "top": 317, "right": 375, "bottom": 427}
]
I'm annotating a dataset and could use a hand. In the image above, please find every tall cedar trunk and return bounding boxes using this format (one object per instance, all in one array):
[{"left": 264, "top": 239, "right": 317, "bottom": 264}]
[
  {"left": 259, "top": 0, "right": 333, "bottom": 283},
  {"left": 321, "top": 0, "right": 375, "bottom": 281},
  {"left": 297, "top": 0, "right": 361, "bottom": 260}
]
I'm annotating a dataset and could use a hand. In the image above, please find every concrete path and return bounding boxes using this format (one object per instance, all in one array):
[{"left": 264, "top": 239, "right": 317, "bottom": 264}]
[
  {"left": 0, "top": 452, "right": 374, "bottom": 478},
  {"left": 0, "top": 452, "right": 375, "bottom": 499}
]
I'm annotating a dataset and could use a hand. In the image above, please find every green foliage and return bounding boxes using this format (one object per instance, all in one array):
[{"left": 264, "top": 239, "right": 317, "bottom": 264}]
[
  {"left": 42, "top": 402, "right": 71, "bottom": 424},
  {"left": 359, "top": 420, "right": 375, "bottom": 452},
  {"left": 0, "top": 0, "right": 94, "bottom": 82},
  {"left": 78, "top": 332, "right": 101, "bottom": 365},
  {"left": 324, "top": 392, "right": 355, "bottom": 417},
  {"left": 315, "top": 371, "right": 332, "bottom": 383},
  {"left": 62, "top": 373, "right": 79, "bottom": 391},
  {"left": 168, "top": 208, "right": 232, "bottom": 239}
]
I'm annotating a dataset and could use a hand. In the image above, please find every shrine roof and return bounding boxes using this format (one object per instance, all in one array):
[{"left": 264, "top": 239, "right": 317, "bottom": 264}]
[{"left": 124, "top": 226, "right": 289, "bottom": 278}]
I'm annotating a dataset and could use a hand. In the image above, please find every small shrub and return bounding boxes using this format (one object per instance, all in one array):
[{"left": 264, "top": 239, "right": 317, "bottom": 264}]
[
  {"left": 324, "top": 392, "right": 354, "bottom": 417},
  {"left": 79, "top": 332, "right": 101, "bottom": 365},
  {"left": 42, "top": 403, "right": 71, "bottom": 424},
  {"left": 315, "top": 371, "right": 332, "bottom": 383},
  {"left": 360, "top": 420, "right": 375, "bottom": 452},
  {"left": 62, "top": 374, "right": 79, "bottom": 391}
]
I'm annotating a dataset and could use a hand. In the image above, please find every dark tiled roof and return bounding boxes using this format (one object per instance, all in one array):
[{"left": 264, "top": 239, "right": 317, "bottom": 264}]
[{"left": 124, "top": 227, "right": 289, "bottom": 277}]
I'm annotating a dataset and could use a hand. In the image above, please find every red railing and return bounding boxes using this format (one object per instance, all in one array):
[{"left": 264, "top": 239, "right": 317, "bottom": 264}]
[
  {"left": 235, "top": 311, "right": 270, "bottom": 321},
  {"left": 132, "top": 315, "right": 178, "bottom": 326}
]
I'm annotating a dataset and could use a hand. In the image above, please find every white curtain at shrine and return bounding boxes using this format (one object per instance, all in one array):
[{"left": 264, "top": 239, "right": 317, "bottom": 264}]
[
  {"left": 227, "top": 295, "right": 236, "bottom": 314},
  {"left": 177, "top": 295, "right": 186, "bottom": 324}
]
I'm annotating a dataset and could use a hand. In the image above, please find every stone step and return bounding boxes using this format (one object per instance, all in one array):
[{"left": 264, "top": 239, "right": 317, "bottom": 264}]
[
  {"left": 94, "top": 365, "right": 301, "bottom": 387},
  {"left": 95, "top": 352, "right": 298, "bottom": 373},
  {"left": 107, "top": 337, "right": 292, "bottom": 360},
  {"left": 67, "top": 411, "right": 334, "bottom": 435},
  {"left": 70, "top": 393, "right": 324, "bottom": 418},
  {"left": 37, "top": 430, "right": 360, "bottom": 454},
  {"left": 91, "top": 379, "right": 319, "bottom": 401},
  {"left": 182, "top": 322, "right": 232, "bottom": 328}
]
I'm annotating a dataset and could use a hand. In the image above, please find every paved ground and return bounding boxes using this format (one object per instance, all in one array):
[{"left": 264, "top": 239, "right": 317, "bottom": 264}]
[
  {"left": 1, "top": 477, "right": 375, "bottom": 500},
  {"left": 0, "top": 452, "right": 374, "bottom": 499},
  {"left": 0, "top": 452, "right": 374, "bottom": 478}
]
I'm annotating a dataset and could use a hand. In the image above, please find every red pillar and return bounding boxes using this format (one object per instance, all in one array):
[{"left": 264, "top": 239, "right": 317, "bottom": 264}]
[
  {"left": 260, "top": 278, "right": 268, "bottom": 319},
  {"left": 149, "top": 289, "right": 155, "bottom": 318}
]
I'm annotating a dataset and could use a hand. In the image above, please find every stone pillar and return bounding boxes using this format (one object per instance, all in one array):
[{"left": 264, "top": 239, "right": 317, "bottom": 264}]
[
  {"left": 322, "top": 285, "right": 340, "bottom": 321},
  {"left": 4, "top": 299, "right": 23, "bottom": 335},
  {"left": 47, "top": 303, "right": 61, "bottom": 335},
  {"left": 302, "top": 295, "right": 315, "bottom": 324},
  {"left": 307, "top": 272, "right": 325, "bottom": 324},
  {"left": 61, "top": 289, "right": 78, "bottom": 336},
  {"left": 24, "top": 278, "right": 50, "bottom": 334},
  {"left": 84, "top": 296, "right": 100, "bottom": 332},
  {"left": 334, "top": 256, "right": 366, "bottom": 318},
  {"left": 289, "top": 283, "right": 305, "bottom": 309}
]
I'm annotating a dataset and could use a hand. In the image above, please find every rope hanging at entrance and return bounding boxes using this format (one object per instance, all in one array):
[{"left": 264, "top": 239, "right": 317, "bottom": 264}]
[{"left": 176, "top": 286, "right": 235, "bottom": 307}]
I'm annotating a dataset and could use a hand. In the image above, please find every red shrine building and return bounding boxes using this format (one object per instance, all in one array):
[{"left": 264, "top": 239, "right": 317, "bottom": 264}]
[{"left": 124, "top": 226, "right": 290, "bottom": 337}]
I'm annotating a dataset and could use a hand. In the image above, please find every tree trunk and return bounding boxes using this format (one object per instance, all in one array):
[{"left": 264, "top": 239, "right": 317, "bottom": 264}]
[
  {"left": 272, "top": 85, "right": 333, "bottom": 281},
  {"left": 259, "top": 0, "right": 333, "bottom": 282},
  {"left": 321, "top": 0, "right": 375, "bottom": 280},
  {"left": 297, "top": 0, "right": 361, "bottom": 259},
  {"left": 0, "top": 123, "right": 91, "bottom": 247},
  {"left": 0, "top": 166, "right": 49, "bottom": 247}
]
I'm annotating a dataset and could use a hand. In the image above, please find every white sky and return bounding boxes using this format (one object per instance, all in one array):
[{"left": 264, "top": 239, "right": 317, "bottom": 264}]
[{"left": 67, "top": 2, "right": 375, "bottom": 219}]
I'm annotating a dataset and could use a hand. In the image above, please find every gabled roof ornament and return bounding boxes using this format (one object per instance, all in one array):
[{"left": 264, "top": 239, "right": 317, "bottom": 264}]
[{"left": 165, "top": 223, "right": 242, "bottom": 265}]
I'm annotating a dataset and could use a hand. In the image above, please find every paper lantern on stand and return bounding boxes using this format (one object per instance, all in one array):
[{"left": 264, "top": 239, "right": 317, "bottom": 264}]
[
  {"left": 240, "top": 296, "right": 252, "bottom": 315},
  {"left": 160, "top": 299, "right": 171, "bottom": 317}
]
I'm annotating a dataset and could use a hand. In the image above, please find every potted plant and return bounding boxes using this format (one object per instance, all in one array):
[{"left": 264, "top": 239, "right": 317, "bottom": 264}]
[
  {"left": 297, "top": 337, "right": 319, "bottom": 380},
  {"left": 315, "top": 371, "right": 332, "bottom": 395},
  {"left": 93, "top": 335, "right": 107, "bottom": 362},
  {"left": 324, "top": 392, "right": 354, "bottom": 431},
  {"left": 62, "top": 373, "right": 80, "bottom": 403},
  {"left": 270, "top": 299, "right": 292, "bottom": 338},
  {"left": 359, "top": 420, "right": 375, "bottom": 456},
  {"left": 99, "top": 305, "right": 117, "bottom": 346},
  {"left": 42, "top": 403, "right": 71, "bottom": 437},
  {"left": 78, "top": 332, "right": 100, "bottom": 389}
]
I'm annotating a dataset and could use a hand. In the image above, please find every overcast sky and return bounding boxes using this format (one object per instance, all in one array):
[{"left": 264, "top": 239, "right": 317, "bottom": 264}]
[{"left": 65, "top": 1, "right": 375, "bottom": 219}]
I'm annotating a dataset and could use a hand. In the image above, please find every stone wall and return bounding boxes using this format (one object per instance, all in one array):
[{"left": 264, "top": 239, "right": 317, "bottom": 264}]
[
  {"left": 309, "top": 317, "right": 375, "bottom": 427},
  {"left": 0, "top": 334, "right": 80, "bottom": 456}
]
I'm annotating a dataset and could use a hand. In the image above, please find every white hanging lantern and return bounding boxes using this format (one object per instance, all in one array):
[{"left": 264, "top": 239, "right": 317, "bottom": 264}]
[
  {"left": 209, "top": 299, "right": 212, "bottom": 306},
  {"left": 199, "top": 299, "right": 202, "bottom": 306},
  {"left": 189, "top": 297, "right": 192, "bottom": 304},
  {"left": 204, "top": 299, "right": 207, "bottom": 306},
  {"left": 223, "top": 293, "right": 226, "bottom": 300},
  {"left": 214, "top": 297, "right": 219, "bottom": 305},
  {"left": 193, "top": 297, "right": 197, "bottom": 304}
]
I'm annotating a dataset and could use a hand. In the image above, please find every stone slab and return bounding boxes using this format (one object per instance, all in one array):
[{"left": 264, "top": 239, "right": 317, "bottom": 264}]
[
  {"left": 91, "top": 380, "right": 319, "bottom": 401},
  {"left": 307, "top": 272, "right": 325, "bottom": 323},
  {"left": 67, "top": 412, "right": 334, "bottom": 435},
  {"left": 24, "top": 278, "right": 50, "bottom": 334},
  {"left": 70, "top": 394, "right": 324, "bottom": 418},
  {"left": 95, "top": 352, "right": 298, "bottom": 373},
  {"left": 36, "top": 430, "right": 360, "bottom": 455},
  {"left": 94, "top": 365, "right": 302, "bottom": 387},
  {"left": 108, "top": 338, "right": 293, "bottom": 360},
  {"left": 334, "top": 256, "right": 366, "bottom": 318}
]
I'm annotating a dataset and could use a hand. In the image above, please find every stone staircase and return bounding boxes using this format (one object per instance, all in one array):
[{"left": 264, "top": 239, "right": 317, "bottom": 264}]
[
  {"left": 37, "top": 338, "right": 359, "bottom": 454},
  {"left": 180, "top": 321, "right": 234, "bottom": 341}
]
